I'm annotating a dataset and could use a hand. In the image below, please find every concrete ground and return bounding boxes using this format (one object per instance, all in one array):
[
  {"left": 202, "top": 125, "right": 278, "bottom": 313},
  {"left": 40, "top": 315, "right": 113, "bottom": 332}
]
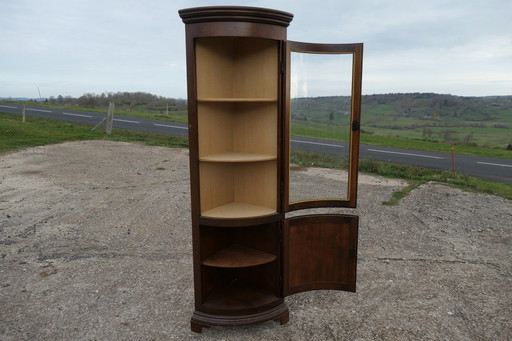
[{"left": 1, "top": 141, "right": 511, "bottom": 340}]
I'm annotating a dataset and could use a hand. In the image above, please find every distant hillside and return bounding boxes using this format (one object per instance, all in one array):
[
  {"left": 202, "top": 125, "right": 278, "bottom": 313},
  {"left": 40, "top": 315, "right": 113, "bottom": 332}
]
[
  {"left": 362, "top": 93, "right": 512, "bottom": 122},
  {"left": 292, "top": 93, "right": 512, "bottom": 148}
]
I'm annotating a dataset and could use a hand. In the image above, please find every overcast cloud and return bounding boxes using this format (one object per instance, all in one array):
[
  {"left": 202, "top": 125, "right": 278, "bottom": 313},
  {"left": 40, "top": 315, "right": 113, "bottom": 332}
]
[{"left": 1, "top": 0, "right": 511, "bottom": 98}]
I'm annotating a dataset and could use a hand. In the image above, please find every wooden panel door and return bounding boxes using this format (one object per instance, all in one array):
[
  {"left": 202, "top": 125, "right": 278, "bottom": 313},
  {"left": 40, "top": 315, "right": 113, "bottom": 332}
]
[{"left": 283, "top": 214, "right": 358, "bottom": 295}]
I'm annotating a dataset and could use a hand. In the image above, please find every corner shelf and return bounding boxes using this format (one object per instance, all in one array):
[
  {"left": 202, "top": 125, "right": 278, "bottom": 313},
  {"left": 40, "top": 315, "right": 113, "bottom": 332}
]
[
  {"left": 201, "top": 202, "right": 276, "bottom": 219},
  {"left": 198, "top": 97, "right": 278, "bottom": 103},
  {"left": 200, "top": 153, "right": 277, "bottom": 163},
  {"left": 203, "top": 244, "right": 277, "bottom": 268}
]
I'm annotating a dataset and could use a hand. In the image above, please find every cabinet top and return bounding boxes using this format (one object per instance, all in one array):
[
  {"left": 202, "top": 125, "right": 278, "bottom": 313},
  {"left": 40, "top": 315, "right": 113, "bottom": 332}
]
[{"left": 178, "top": 6, "right": 293, "bottom": 27}]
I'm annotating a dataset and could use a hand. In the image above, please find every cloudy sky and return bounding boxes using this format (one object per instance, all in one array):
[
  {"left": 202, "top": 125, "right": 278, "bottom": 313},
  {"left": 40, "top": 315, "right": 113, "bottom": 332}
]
[{"left": 1, "top": 0, "right": 511, "bottom": 99}]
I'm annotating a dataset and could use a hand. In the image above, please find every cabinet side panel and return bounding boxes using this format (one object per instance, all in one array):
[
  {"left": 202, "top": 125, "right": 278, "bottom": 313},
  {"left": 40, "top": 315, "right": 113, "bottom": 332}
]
[
  {"left": 198, "top": 103, "right": 234, "bottom": 157},
  {"left": 200, "top": 163, "right": 234, "bottom": 212}
]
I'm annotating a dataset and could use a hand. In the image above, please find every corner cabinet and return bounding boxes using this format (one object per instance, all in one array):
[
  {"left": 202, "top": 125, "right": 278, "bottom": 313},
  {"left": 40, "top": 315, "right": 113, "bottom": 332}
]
[{"left": 179, "top": 6, "right": 363, "bottom": 333}]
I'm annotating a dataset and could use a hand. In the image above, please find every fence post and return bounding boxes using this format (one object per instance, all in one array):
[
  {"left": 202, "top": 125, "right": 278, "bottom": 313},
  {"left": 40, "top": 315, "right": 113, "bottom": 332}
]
[
  {"left": 451, "top": 144, "right": 456, "bottom": 175},
  {"left": 106, "top": 102, "right": 115, "bottom": 135},
  {"left": 22, "top": 105, "right": 26, "bottom": 123}
]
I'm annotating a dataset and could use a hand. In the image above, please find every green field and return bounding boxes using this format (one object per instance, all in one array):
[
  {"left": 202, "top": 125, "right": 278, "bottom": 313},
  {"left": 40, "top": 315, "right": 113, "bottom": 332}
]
[
  {"left": 3, "top": 92, "right": 512, "bottom": 159},
  {"left": 291, "top": 93, "right": 512, "bottom": 159},
  {"left": 2, "top": 112, "right": 511, "bottom": 201},
  {"left": 0, "top": 113, "right": 188, "bottom": 155}
]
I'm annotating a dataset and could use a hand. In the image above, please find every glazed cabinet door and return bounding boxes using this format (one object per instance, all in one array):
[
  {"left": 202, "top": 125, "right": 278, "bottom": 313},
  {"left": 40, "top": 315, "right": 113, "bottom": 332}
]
[
  {"left": 283, "top": 214, "right": 358, "bottom": 296},
  {"left": 284, "top": 42, "right": 363, "bottom": 211}
]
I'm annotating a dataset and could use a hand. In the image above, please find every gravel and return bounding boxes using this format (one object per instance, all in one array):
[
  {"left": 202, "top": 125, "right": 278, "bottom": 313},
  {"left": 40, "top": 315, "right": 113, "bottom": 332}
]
[{"left": 1, "top": 140, "right": 510, "bottom": 340}]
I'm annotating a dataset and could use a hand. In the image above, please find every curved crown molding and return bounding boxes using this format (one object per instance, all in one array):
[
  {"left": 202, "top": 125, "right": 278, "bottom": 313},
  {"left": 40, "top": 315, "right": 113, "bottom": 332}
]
[{"left": 179, "top": 6, "right": 293, "bottom": 27}]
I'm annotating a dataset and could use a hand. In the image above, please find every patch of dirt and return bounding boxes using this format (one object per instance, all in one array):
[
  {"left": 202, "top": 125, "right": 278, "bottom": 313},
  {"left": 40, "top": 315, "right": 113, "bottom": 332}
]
[{"left": 1, "top": 141, "right": 510, "bottom": 340}]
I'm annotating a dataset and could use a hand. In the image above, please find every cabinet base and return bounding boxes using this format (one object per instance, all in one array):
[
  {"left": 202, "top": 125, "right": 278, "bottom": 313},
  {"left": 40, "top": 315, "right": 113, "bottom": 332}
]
[{"left": 191, "top": 303, "right": 289, "bottom": 333}]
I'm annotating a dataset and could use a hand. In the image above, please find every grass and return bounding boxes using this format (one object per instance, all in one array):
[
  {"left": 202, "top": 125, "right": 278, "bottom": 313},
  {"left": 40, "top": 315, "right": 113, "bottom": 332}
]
[
  {"left": 2, "top": 100, "right": 188, "bottom": 123},
  {"left": 291, "top": 120, "right": 512, "bottom": 159},
  {"left": 358, "top": 158, "right": 512, "bottom": 203},
  {"left": 290, "top": 150, "right": 512, "bottom": 202},
  {"left": 0, "top": 113, "right": 188, "bottom": 155},
  {"left": 2, "top": 112, "right": 510, "bottom": 203},
  {"left": 291, "top": 150, "right": 345, "bottom": 169},
  {"left": 381, "top": 182, "right": 422, "bottom": 206},
  {"left": 6, "top": 100, "right": 510, "bottom": 159}
]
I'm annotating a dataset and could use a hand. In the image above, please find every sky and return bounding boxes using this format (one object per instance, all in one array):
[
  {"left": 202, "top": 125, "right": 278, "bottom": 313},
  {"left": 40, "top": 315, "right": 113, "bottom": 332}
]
[{"left": 1, "top": 0, "right": 511, "bottom": 99}]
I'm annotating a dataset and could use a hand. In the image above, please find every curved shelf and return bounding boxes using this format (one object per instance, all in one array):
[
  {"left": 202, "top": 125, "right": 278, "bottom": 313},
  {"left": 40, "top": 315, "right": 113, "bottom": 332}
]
[
  {"left": 200, "top": 152, "right": 277, "bottom": 163},
  {"left": 198, "top": 97, "right": 278, "bottom": 103},
  {"left": 201, "top": 202, "right": 276, "bottom": 219},
  {"left": 198, "top": 212, "right": 280, "bottom": 227},
  {"left": 203, "top": 244, "right": 277, "bottom": 268}
]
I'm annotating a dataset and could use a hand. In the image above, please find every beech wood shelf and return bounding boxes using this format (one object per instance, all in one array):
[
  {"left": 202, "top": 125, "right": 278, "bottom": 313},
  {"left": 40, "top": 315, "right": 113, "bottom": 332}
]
[
  {"left": 198, "top": 97, "right": 278, "bottom": 103},
  {"left": 201, "top": 202, "right": 276, "bottom": 219},
  {"left": 200, "top": 153, "right": 277, "bottom": 163}
]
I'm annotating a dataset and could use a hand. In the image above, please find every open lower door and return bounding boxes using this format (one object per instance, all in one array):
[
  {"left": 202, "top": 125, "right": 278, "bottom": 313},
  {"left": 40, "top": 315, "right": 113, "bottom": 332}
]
[{"left": 284, "top": 214, "right": 358, "bottom": 296}]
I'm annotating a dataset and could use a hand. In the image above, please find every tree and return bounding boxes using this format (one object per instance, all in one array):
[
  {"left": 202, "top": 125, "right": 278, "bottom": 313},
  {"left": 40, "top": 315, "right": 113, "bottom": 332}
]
[{"left": 77, "top": 93, "right": 98, "bottom": 107}]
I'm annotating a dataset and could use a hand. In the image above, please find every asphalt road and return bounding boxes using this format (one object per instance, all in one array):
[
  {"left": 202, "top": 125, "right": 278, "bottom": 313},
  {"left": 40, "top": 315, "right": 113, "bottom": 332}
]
[{"left": 2, "top": 103, "right": 511, "bottom": 183}]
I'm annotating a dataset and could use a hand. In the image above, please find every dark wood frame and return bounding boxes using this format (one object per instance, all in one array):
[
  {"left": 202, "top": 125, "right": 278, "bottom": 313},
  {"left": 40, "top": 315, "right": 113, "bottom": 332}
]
[
  {"left": 283, "top": 41, "right": 363, "bottom": 211},
  {"left": 179, "top": 6, "right": 363, "bottom": 333}
]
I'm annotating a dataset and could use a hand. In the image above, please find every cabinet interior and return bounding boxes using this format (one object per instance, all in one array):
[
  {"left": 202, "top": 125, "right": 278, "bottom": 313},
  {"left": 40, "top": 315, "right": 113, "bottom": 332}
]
[
  {"left": 198, "top": 102, "right": 277, "bottom": 159},
  {"left": 195, "top": 37, "right": 278, "bottom": 99},
  {"left": 199, "top": 223, "right": 280, "bottom": 314},
  {"left": 199, "top": 161, "right": 277, "bottom": 217},
  {"left": 195, "top": 36, "right": 279, "bottom": 218}
]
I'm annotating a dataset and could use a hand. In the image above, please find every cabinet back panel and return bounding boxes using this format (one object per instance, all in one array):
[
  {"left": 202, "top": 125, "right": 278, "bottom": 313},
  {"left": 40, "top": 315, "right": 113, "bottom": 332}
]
[
  {"left": 200, "top": 163, "right": 234, "bottom": 212},
  {"left": 198, "top": 103, "right": 234, "bottom": 157},
  {"left": 234, "top": 103, "right": 277, "bottom": 156},
  {"left": 200, "top": 223, "right": 279, "bottom": 259},
  {"left": 196, "top": 37, "right": 278, "bottom": 98},
  {"left": 198, "top": 103, "right": 277, "bottom": 158},
  {"left": 232, "top": 39, "right": 278, "bottom": 98},
  {"left": 234, "top": 162, "right": 277, "bottom": 210},
  {"left": 199, "top": 162, "right": 277, "bottom": 214},
  {"left": 196, "top": 38, "right": 234, "bottom": 98}
]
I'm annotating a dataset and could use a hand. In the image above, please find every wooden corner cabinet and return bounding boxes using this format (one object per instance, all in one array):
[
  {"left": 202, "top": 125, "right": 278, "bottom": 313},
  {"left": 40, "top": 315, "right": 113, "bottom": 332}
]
[{"left": 179, "top": 6, "right": 363, "bottom": 333}]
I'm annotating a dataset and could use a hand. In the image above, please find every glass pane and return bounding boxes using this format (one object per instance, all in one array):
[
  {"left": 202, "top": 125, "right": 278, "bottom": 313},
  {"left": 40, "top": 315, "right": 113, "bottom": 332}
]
[{"left": 289, "top": 52, "right": 353, "bottom": 204}]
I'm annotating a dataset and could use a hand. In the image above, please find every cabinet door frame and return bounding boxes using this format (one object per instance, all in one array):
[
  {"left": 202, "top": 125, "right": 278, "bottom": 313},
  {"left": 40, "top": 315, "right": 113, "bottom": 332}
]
[{"left": 283, "top": 41, "right": 363, "bottom": 211}]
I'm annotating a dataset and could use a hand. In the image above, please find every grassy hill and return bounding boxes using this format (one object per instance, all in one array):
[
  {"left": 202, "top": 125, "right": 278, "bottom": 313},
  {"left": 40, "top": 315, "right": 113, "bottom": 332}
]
[
  {"left": 292, "top": 93, "right": 512, "bottom": 150},
  {"left": 4, "top": 92, "right": 511, "bottom": 156}
]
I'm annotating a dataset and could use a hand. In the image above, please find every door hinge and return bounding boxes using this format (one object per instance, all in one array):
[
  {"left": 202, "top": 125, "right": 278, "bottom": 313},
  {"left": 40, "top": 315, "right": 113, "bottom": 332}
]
[
  {"left": 349, "top": 248, "right": 357, "bottom": 258},
  {"left": 352, "top": 120, "right": 360, "bottom": 131}
]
